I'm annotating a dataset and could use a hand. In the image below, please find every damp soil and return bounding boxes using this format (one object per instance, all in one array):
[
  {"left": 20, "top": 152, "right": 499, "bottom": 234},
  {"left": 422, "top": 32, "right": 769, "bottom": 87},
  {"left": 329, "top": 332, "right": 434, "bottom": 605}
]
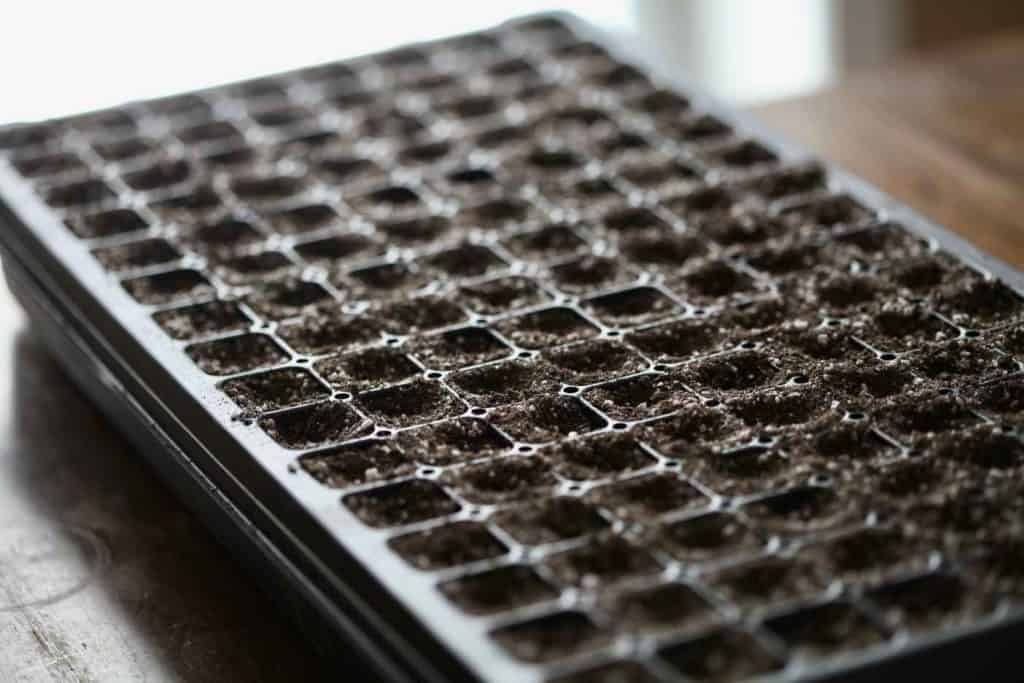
[
  {"left": 584, "top": 372, "right": 694, "bottom": 421},
  {"left": 92, "top": 239, "right": 180, "bottom": 272},
  {"left": 244, "top": 280, "right": 333, "bottom": 320},
  {"left": 356, "top": 379, "right": 462, "bottom": 428},
  {"left": 447, "top": 455, "right": 556, "bottom": 504},
  {"left": 543, "top": 339, "right": 646, "bottom": 385},
  {"left": 440, "top": 565, "right": 557, "bottom": 615},
  {"left": 299, "top": 439, "right": 412, "bottom": 487},
  {"left": 343, "top": 479, "right": 460, "bottom": 528},
  {"left": 966, "top": 377, "right": 1024, "bottom": 417},
  {"left": 411, "top": 327, "right": 510, "bottom": 370},
  {"left": 707, "top": 555, "right": 827, "bottom": 609},
  {"left": 493, "top": 307, "right": 600, "bottom": 350},
  {"left": 587, "top": 473, "right": 706, "bottom": 520},
  {"left": 396, "top": 418, "right": 512, "bottom": 466},
  {"left": 680, "top": 350, "right": 782, "bottom": 394},
  {"left": 493, "top": 497, "right": 610, "bottom": 546},
  {"left": 856, "top": 300, "right": 955, "bottom": 351},
  {"left": 491, "top": 395, "right": 605, "bottom": 443},
  {"left": 743, "top": 486, "right": 850, "bottom": 531},
  {"left": 490, "top": 611, "right": 610, "bottom": 663},
  {"left": 625, "top": 318, "right": 721, "bottom": 362},
  {"left": 607, "top": 582, "right": 717, "bottom": 634},
  {"left": 547, "top": 661, "right": 660, "bottom": 683},
  {"left": 123, "top": 269, "right": 215, "bottom": 305},
  {"left": 548, "top": 433, "right": 656, "bottom": 481},
  {"left": 153, "top": 300, "right": 249, "bottom": 340},
  {"left": 221, "top": 368, "right": 328, "bottom": 414},
  {"left": 187, "top": 333, "right": 287, "bottom": 375},
  {"left": 877, "top": 392, "right": 979, "bottom": 438},
  {"left": 373, "top": 296, "right": 468, "bottom": 335},
  {"left": 582, "top": 286, "right": 679, "bottom": 327},
  {"left": 658, "top": 627, "right": 783, "bottom": 682},
  {"left": 278, "top": 312, "right": 382, "bottom": 355},
  {"left": 316, "top": 346, "right": 420, "bottom": 392},
  {"left": 458, "top": 276, "right": 549, "bottom": 315},
  {"left": 545, "top": 534, "right": 662, "bottom": 588},
  {"left": 765, "top": 601, "right": 886, "bottom": 660},
  {"left": 389, "top": 521, "right": 506, "bottom": 570},
  {"left": 909, "top": 340, "right": 1018, "bottom": 384},
  {"left": 258, "top": 400, "right": 368, "bottom": 449},
  {"left": 638, "top": 403, "right": 739, "bottom": 455},
  {"left": 448, "top": 359, "right": 559, "bottom": 407}
]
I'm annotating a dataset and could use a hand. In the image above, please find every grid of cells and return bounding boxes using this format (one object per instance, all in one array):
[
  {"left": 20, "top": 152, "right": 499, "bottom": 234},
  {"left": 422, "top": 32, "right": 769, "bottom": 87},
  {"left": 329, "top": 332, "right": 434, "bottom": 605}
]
[{"left": 3, "top": 14, "right": 1024, "bottom": 683}]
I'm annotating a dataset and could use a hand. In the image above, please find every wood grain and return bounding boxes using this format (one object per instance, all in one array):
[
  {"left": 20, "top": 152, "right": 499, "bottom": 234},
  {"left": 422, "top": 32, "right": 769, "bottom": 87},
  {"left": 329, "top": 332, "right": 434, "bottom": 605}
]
[{"left": 753, "top": 30, "right": 1024, "bottom": 267}]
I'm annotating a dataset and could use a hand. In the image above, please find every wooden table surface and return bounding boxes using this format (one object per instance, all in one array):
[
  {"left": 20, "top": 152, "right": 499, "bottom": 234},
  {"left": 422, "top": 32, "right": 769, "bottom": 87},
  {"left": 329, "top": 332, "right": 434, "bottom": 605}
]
[{"left": 2, "top": 31, "right": 1023, "bottom": 683}]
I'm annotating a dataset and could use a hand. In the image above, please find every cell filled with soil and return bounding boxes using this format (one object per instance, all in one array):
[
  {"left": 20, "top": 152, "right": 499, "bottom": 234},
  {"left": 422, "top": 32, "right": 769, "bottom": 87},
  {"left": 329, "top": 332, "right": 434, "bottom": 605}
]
[
  {"left": 221, "top": 367, "right": 328, "bottom": 414},
  {"left": 600, "top": 206, "right": 671, "bottom": 235},
  {"left": 90, "top": 237, "right": 180, "bottom": 274},
  {"left": 540, "top": 174, "right": 624, "bottom": 215},
  {"left": 687, "top": 441, "right": 796, "bottom": 496},
  {"left": 123, "top": 269, "right": 215, "bottom": 306},
  {"left": 909, "top": 340, "right": 1018, "bottom": 384},
  {"left": 584, "top": 371, "right": 693, "bottom": 421},
  {"left": 396, "top": 418, "right": 511, "bottom": 466},
  {"left": 764, "top": 601, "right": 887, "bottom": 660},
  {"left": 150, "top": 184, "right": 224, "bottom": 220},
  {"left": 706, "top": 140, "right": 779, "bottom": 170},
  {"left": 344, "top": 261, "right": 433, "bottom": 298},
  {"left": 67, "top": 207, "right": 149, "bottom": 240},
  {"left": 0, "top": 122, "right": 62, "bottom": 151},
  {"left": 347, "top": 184, "right": 428, "bottom": 222},
  {"left": 707, "top": 554, "right": 827, "bottom": 610},
  {"left": 490, "top": 610, "right": 611, "bottom": 663},
  {"left": 877, "top": 392, "right": 980, "bottom": 439},
  {"left": 215, "top": 250, "right": 296, "bottom": 285},
  {"left": 389, "top": 521, "right": 506, "bottom": 570},
  {"left": 548, "top": 433, "right": 656, "bottom": 481},
  {"left": 245, "top": 280, "right": 333, "bottom": 320},
  {"left": 491, "top": 395, "right": 605, "bottom": 443},
  {"left": 834, "top": 223, "right": 929, "bottom": 262},
  {"left": 266, "top": 203, "right": 343, "bottom": 235},
  {"left": 658, "top": 627, "right": 784, "bottom": 682},
  {"left": 377, "top": 215, "right": 452, "bottom": 246},
  {"left": 493, "top": 307, "right": 600, "bottom": 350},
  {"left": 855, "top": 300, "right": 955, "bottom": 352},
  {"left": 743, "top": 485, "right": 852, "bottom": 532},
  {"left": 547, "top": 661, "right": 659, "bottom": 683},
  {"left": 316, "top": 346, "right": 420, "bottom": 392},
  {"left": 456, "top": 197, "right": 540, "bottom": 231},
  {"left": 791, "top": 418, "right": 897, "bottom": 466},
  {"left": 458, "top": 276, "right": 549, "bottom": 316},
  {"left": 543, "top": 339, "right": 645, "bottom": 385},
  {"left": 805, "top": 270, "right": 890, "bottom": 314},
  {"left": 190, "top": 218, "right": 264, "bottom": 252},
  {"left": 153, "top": 300, "right": 250, "bottom": 340},
  {"left": 868, "top": 572, "right": 979, "bottom": 633},
  {"left": 670, "top": 259, "right": 758, "bottom": 303},
  {"left": 928, "top": 425, "right": 1024, "bottom": 471},
  {"left": 699, "top": 211, "right": 789, "bottom": 249},
  {"left": 295, "top": 234, "right": 383, "bottom": 270},
  {"left": 440, "top": 565, "right": 558, "bottom": 615},
  {"left": 625, "top": 318, "right": 721, "bottom": 362},
  {"left": 494, "top": 497, "right": 609, "bottom": 546},
  {"left": 356, "top": 378, "right": 462, "bottom": 428},
  {"left": 582, "top": 286, "right": 679, "bottom": 328},
  {"left": 781, "top": 194, "right": 874, "bottom": 230},
  {"left": 587, "top": 472, "right": 706, "bottom": 521},
  {"left": 549, "top": 255, "right": 634, "bottom": 294},
  {"left": 503, "top": 223, "right": 589, "bottom": 261},
  {"left": 122, "top": 159, "right": 193, "bottom": 192},
  {"left": 45, "top": 177, "right": 116, "bottom": 209},
  {"left": 820, "top": 527, "right": 926, "bottom": 580},
  {"left": 278, "top": 311, "right": 381, "bottom": 355},
  {"left": 421, "top": 243, "right": 507, "bottom": 279},
  {"left": 638, "top": 403, "right": 740, "bottom": 455},
  {"left": 995, "top": 325, "right": 1024, "bottom": 357},
  {"left": 448, "top": 359, "right": 558, "bottom": 407},
  {"left": 344, "top": 479, "right": 460, "bottom": 528},
  {"left": 738, "top": 163, "right": 826, "bottom": 201},
  {"left": 11, "top": 150, "right": 88, "bottom": 179},
  {"left": 937, "top": 274, "right": 1024, "bottom": 329},
  {"left": 965, "top": 377, "right": 1024, "bottom": 417},
  {"left": 764, "top": 321, "right": 864, "bottom": 363},
  {"left": 726, "top": 385, "right": 827, "bottom": 427},
  {"left": 618, "top": 229, "right": 708, "bottom": 272},
  {"left": 258, "top": 399, "right": 368, "bottom": 449},
  {"left": 373, "top": 296, "right": 467, "bottom": 335},
  {"left": 680, "top": 350, "right": 783, "bottom": 394},
  {"left": 655, "top": 511, "right": 761, "bottom": 563},
  {"left": 545, "top": 533, "right": 662, "bottom": 588},
  {"left": 447, "top": 455, "right": 557, "bottom": 504},
  {"left": 299, "top": 438, "right": 412, "bottom": 487},
  {"left": 230, "top": 174, "right": 308, "bottom": 205},
  {"left": 187, "top": 333, "right": 287, "bottom": 375},
  {"left": 974, "top": 535, "right": 1024, "bottom": 599},
  {"left": 743, "top": 240, "right": 823, "bottom": 277},
  {"left": 608, "top": 582, "right": 717, "bottom": 634},
  {"left": 410, "top": 327, "right": 510, "bottom": 371},
  {"left": 664, "top": 185, "right": 738, "bottom": 222}
]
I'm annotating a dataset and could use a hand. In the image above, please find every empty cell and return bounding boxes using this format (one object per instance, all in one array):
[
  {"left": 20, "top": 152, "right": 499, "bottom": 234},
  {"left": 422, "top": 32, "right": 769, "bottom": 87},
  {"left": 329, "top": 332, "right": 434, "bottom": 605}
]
[
  {"left": 475, "top": 124, "right": 533, "bottom": 151},
  {"left": 765, "top": 601, "right": 887, "bottom": 660},
  {"left": 448, "top": 359, "right": 558, "bottom": 407},
  {"left": 215, "top": 251, "right": 295, "bottom": 285},
  {"left": 203, "top": 146, "right": 256, "bottom": 167},
  {"left": 543, "top": 339, "right": 645, "bottom": 385},
  {"left": 278, "top": 312, "right": 381, "bottom": 355},
  {"left": 447, "top": 455, "right": 557, "bottom": 504},
  {"left": 45, "top": 178, "right": 115, "bottom": 209},
  {"left": 458, "top": 276, "right": 549, "bottom": 316},
  {"left": 221, "top": 368, "right": 328, "bottom": 414},
  {"left": 495, "top": 497, "right": 608, "bottom": 546},
  {"left": 230, "top": 77, "right": 288, "bottom": 101},
  {"left": 123, "top": 269, "right": 214, "bottom": 306},
  {"left": 656, "top": 512, "right": 761, "bottom": 563},
  {"left": 411, "top": 327, "right": 509, "bottom": 371},
  {"left": 619, "top": 230, "right": 707, "bottom": 271},
  {"left": 422, "top": 243, "right": 507, "bottom": 279},
  {"left": 490, "top": 611, "right": 610, "bottom": 664},
  {"left": 122, "top": 159, "right": 192, "bottom": 191},
  {"left": 440, "top": 565, "right": 557, "bottom": 615},
  {"left": 583, "top": 287, "right": 679, "bottom": 327},
  {"left": 546, "top": 534, "right": 662, "bottom": 588},
  {"left": 344, "top": 479, "right": 459, "bottom": 528},
  {"left": 92, "top": 239, "right": 180, "bottom": 272},
  {"left": 300, "top": 60, "right": 360, "bottom": 85},
  {"left": 491, "top": 395, "right": 605, "bottom": 443},
  {"left": 584, "top": 373, "right": 694, "bottom": 421},
  {"left": 523, "top": 145, "right": 586, "bottom": 176},
  {"left": 658, "top": 627, "right": 783, "bottom": 682},
  {"left": 11, "top": 150, "right": 88, "bottom": 179},
  {"left": 548, "top": 433, "right": 655, "bottom": 481},
  {"left": 594, "top": 473, "right": 707, "bottom": 523},
  {"left": 300, "top": 439, "right": 412, "bottom": 488},
  {"left": 187, "top": 333, "right": 287, "bottom": 376},
  {"left": 267, "top": 204, "right": 343, "bottom": 235},
  {"left": 503, "top": 223, "right": 589, "bottom": 260},
  {"left": 396, "top": 418, "right": 511, "bottom": 466},
  {"left": 356, "top": 379, "right": 462, "bottom": 428},
  {"left": 153, "top": 300, "right": 249, "bottom": 340},
  {"left": 295, "top": 234, "right": 382, "bottom": 268},
  {"left": 231, "top": 174, "right": 308, "bottom": 204},
  {"left": 608, "top": 582, "right": 717, "bottom": 635},
  {"left": 625, "top": 319, "right": 721, "bottom": 362},
  {"left": 360, "top": 108, "right": 428, "bottom": 139},
  {"left": 244, "top": 280, "right": 333, "bottom": 320},
  {"left": 316, "top": 346, "right": 419, "bottom": 392}
]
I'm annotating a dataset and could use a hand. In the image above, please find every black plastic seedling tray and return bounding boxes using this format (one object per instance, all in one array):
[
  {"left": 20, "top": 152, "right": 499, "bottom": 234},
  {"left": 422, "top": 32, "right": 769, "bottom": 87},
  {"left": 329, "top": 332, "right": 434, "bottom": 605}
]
[{"left": 2, "top": 12, "right": 1024, "bottom": 683}]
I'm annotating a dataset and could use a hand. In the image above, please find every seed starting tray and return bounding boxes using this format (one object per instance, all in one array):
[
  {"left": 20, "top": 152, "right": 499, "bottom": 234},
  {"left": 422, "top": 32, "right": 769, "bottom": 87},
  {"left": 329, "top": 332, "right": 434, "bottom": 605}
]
[{"left": 2, "top": 13, "right": 1024, "bottom": 683}]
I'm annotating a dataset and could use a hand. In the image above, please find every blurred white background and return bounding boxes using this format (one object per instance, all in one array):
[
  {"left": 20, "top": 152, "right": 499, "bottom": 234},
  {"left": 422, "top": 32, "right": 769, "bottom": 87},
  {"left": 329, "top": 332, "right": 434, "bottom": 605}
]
[{"left": 2, "top": 0, "right": 1022, "bottom": 124}]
